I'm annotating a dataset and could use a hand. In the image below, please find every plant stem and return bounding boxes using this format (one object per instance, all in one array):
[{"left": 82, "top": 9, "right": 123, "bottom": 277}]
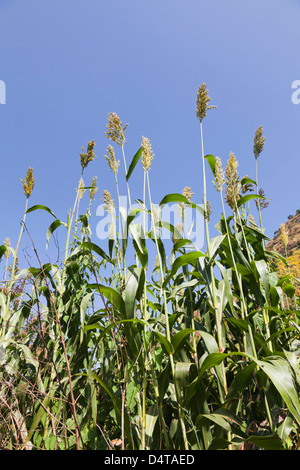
[
  {"left": 255, "top": 157, "right": 263, "bottom": 231},
  {"left": 200, "top": 122, "right": 223, "bottom": 354},
  {"left": 122, "top": 144, "right": 132, "bottom": 210},
  {"left": 146, "top": 171, "right": 189, "bottom": 450},
  {"left": 199, "top": 122, "right": 227, "bottom": 400},
  {"left": 140, "top": 170, "right": 148, "bottom": 450},
  {"left": 220, "top": 193, "right": 257, "bottom": 357},
  {"left": 2, "top": 198, "right": 29, "bottom": 338}
]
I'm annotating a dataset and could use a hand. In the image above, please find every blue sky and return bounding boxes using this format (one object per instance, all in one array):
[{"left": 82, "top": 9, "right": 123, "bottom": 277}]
[{"left": 0, "top": 0, "right": 300, "bottom": 268}]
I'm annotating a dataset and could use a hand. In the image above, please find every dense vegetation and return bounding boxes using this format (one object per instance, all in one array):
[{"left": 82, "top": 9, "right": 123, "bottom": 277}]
[{"left": 0, "top": 84, "right": 299, "bottom": 450}]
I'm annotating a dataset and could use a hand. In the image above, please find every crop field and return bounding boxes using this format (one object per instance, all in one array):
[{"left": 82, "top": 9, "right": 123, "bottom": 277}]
[{"left": 0, "top": 85, "right": 299, "bottom": 451}]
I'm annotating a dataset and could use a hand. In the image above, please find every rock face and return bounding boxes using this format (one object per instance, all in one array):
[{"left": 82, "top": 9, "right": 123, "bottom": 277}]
[
  {"left": 266, "top": 212, "right": 300, "bottom": 257},
  {"left": 266, "top": 212, "right": 300, "bottom": 299}
]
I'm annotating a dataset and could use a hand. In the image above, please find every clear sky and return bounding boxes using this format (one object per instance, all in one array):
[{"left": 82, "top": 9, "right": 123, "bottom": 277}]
[{"left": 1, "top": 0, "right": 300, "bottom": 267}]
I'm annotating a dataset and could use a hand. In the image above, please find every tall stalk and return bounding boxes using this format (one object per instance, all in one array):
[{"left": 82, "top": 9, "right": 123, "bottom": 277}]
[
  {"left": 196, "top": 85, "right": 224, "bottom": 357},
  {"left": 140, "top": 169, "right": 148, "bottom": 450},
  {"left": 220, "top": 190, "right": 257, "bottom": 357},
  {"left": 2, "top": 167, "right": 34, "bottom": 338},
  {"left": 122, "top": 144, "right": 132, "bottom": 210},
  {"left": 201, "top": 128, "right": 227, "bottom": 401},
  {"left": 146, "top": 170, "right": 189, "bottom": 450},
  {"left": 216, "top": 153, "right": 258, "bottom": 359},
  {"left": 253, "top": 126, "right": 266, "bottom": 231},
  {"left": 255, "top": 157, "right": 263, "bottom": 231},
  {"left": 200, "top": 122, "right": 223, "bottom": 347}
]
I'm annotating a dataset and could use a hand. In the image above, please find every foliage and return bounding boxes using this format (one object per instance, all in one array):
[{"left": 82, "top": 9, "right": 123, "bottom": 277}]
[{"left": 0, "top": 86, "right": 300, "bottom": 451}]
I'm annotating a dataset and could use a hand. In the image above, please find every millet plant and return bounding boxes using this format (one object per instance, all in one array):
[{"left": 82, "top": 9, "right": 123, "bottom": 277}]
[{"left": 0, "top": 85, "right": 299, "bottom": 450}]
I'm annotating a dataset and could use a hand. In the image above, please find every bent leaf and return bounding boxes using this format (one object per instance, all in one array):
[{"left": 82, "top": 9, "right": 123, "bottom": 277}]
[{"left": 126, "top": 147, "right": 142, "bottom": 181}]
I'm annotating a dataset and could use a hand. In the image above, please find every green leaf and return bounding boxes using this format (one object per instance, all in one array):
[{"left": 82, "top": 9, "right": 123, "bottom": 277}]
[
  {"left": 158, "top": 194, "right": 204, "bottom": 218},
  {"left": 197, "top": 408, "right": 247, "bottom": 444},
  {"left": 148, "top": 230, "right": 167, "bottom": 272},
  {"left": 125, "top": 267, "right": 144, "bottom": 319},
  {"left": 246, "top": 434, "right": 283, "bottom": 450},
  {"left": 45, "top": 435, "right": 56, "bottom": 450},
  {"left": 90, "top": 371, "right": 132, "bottom": 444},
  {"left": 0, "top": 245, "right": 7, "bottom": 260},
  {"left": 256, "top": 357, "right": 300, "bottom": 426},
  {"left": 159, "top": 193, "right": 190, "bottom": 207},
  {"left": 196, "top": 412, "right": 231, "bottom": 433},
  {"left": 88, "top": 284, "right": 125, "bottom": 317},
  {"left": 82, "top": 241, "right": 112, "bottom": 263},
  {"left": 0, "top": 293, "right": 7, "bottom": 320},
  {"left": 225, "top": 317, "right": 248, "bottom": 333},
  {"left": 237, "top": 193, "right": 266, "bottom": 208},
  {"left": 157, "top": 361, "right": 171, "bottom": 404},
  {"left": 277, "top": 415, "right": 294, "bottom": 445},
  {"left": 80, "top": 292, "right": 94, "bottom": 343},
  {"left": 126, "top": 381, "right": 139, "bottom": 411},
  {"left": 145, "top": 405, "right": 159, "bottom": 450},
  {"left": 198, "top": 352, "right": 228, "bottom": 379},
  {"left": 153, "top": 331, "right": 174, "bottom": 355},
  {"left": 226, "top": 362, "right": 257, "bottom": 399},
  {"left": 46, "top": 219, "right": 67, "bottom": 249},
  {"left": 174, "top": 362, "right": 196, "bottom": 404},
  {"left": 209, "top": 234, "right": 225, "bottom": 259},
  {"left": 79, "top": 213, "right": 89, "bottom": 228},
  {"left": 171, "top": 238, "right": 194, "bottom": 253},
  {"left": 207, "top": 439, "right": 231, "bottom": 450},
  {"left": 215, "top": 260, "right": 234, "bottom": 314},
  {"left": 186, "top": 349, "right": 227, "bottom": 403},
  {"left": 171, "top": 328, "right": 194, "bottom": 353},
  {"left": 122, "top": 207, "right": 146, "bottom": 255},
  {"left": 126, "top": 147, "right": 142, "bottom": 181},
  {"left": 170, "top": 251, "right": 205, "bottom": 277},
  {"left": 129, "top": 223, "right": 148, "bottom": 268},
  {"left": 26, "top": 204, "right": 57, "bottom": 218},
  {"left": 205, "top": 154, "right": 216, "bottom": 175},
  {"left": 169, "top": 279, "right": 198, "bottom": 299},
  {"left": 22, "top": 388, "right": 57, "bottom": 447},
  {"left": 282, "top": 282, "right": 296, "bottom": 298},
  {"left": 254, "top": 259, "right": 270, "bottom": 300},
  {"left": 240, "top": 176, "right": 256, "bottom": 186}
]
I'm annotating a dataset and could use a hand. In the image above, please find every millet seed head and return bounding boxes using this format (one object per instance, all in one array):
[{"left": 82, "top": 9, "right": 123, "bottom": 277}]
[
  {"left": 280, "top": 223, "right": 288, "bottom": 248},
  {"left": 105, "top": 145, "right": 120, "bottom": 176},
  {"left": 89, "top": 176, "right": 99, "bottom": 200},
  {"left": 141, "top": 136, "right": 154, "bottom": 172},
  {"left": 178, "top": 187, "right": 194, "bottom": 220},
  {"left": 78, "top": 177, "right": 85, "bottom": 200},
  {"left": 105, "top": 113, "right": 128, "bottom": 146},
  {"left": 205, "top": 200, "right": 212, "bottom": 222},
  {"left": 80, "top": 140, "right": 96, "bottom": 171},
  {"left": 196, "top": 83, "right": 217, "bottom": 122},
  {"left": 102, "top": 190, "right": 115, "bottom": 215},
  {"left": 212, "top": 157, "right": 225, "bottom": 193},
  {"left": 172, "top": 222, "right": 183, "bottom": 244},
  {"left": 4, "top": 237, "right": 11, "bottom": 259},
  {"left": 224, "top": 152, "right": 241, "bottom": 210},
  {"left": 255, "top": 188, "right": 269, "bottom": 211},
  {"left": 248, "top": 214, "right": 257, "bottom": 229},
  {"left": 182, "top": 186, "right": 194, "bottom": 202},
  {"left": 21, "top": 167, "right": 35, "bottom": 198},
  {"left": 253, "top": 126, "right": 266, "bottom": 159}
]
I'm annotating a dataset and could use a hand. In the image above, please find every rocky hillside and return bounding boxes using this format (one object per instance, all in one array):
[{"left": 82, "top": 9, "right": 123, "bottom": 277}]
[
  {"left": 266, "top": 212, "right": 300, "bottom": 298},
  {"left": 267, "top": 212, "right": 300, "bottom": 257}
]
